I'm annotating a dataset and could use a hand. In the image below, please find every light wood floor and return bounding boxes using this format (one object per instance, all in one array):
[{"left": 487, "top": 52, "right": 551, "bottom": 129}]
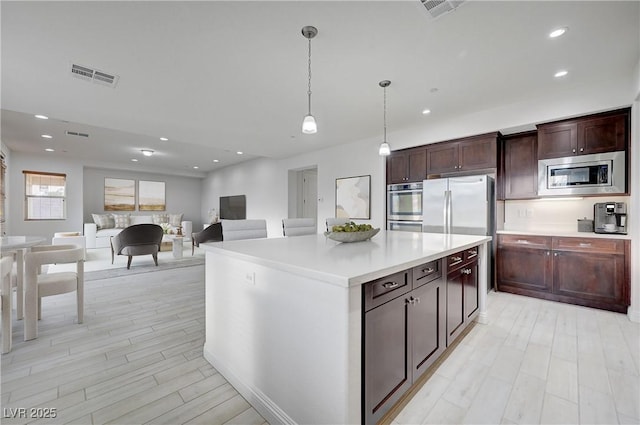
[{"left": 2, "top": 265, "right": 639, "bottom": 425}]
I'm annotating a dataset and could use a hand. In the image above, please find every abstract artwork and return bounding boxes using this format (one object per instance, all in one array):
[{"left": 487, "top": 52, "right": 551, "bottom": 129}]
[
  {"left": 138, "top": 180, "right": 166, "bottom": 211},
  {"left": 335, "top": 175, "right": 371, "bottom": 219},
  {"left": 104, "top": 178, "right": 135, "bottom": 211}
]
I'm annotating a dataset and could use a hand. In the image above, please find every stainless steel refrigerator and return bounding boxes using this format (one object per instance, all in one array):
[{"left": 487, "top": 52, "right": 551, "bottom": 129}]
[{"left": 422, "top": 175, "right": 495, "bottom": 287}]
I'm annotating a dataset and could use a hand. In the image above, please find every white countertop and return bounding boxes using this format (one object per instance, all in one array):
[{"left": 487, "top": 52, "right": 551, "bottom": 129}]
[
  {"left": 497, "top": 229, "right": 631, "bottom": 240},
  {"left": 202, "top": 231, "right": 491, "bottom": 287}
]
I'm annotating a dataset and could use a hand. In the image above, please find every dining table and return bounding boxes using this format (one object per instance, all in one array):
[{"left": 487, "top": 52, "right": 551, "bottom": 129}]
[{"left": 1, "top": 236, "right": 46, "bottom": 320}]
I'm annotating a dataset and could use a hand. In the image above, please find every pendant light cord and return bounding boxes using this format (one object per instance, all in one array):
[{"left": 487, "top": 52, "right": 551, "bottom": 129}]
[
  {"left": 307, "top": 38, "right": 312, "bottom": 115},
  {"left": 383, "top": 85, "right": 387, "bottom": 143}
]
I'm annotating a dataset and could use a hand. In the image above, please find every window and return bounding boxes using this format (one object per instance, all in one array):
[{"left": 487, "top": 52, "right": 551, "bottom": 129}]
[{"left": 24, "top": 170, "right": 66, "bottom": 220}]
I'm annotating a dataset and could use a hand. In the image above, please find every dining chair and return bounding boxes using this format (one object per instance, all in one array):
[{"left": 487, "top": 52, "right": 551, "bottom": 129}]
[
  {"left": 282, "top": 218, "right": 316, "bottom": 236},
  {"left": 326, "top": 217, "right": 350, "bottom": 232},
  {"left": 220, "top": 219, "right": 267, "bottom": 241},
  {"left": 24, "top": 245, "right": 84, "bottom": 341},
  {"left": 1, "top": 255, "right": 15, "bottom": 353}
]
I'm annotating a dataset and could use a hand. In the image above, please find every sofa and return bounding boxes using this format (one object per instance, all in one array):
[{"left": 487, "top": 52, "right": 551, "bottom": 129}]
[{"left": 84, "top": 213, "right": 192, "bottom": 249}]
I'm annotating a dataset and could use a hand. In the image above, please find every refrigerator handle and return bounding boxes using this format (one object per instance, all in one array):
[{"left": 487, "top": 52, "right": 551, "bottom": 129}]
[
  {"left": 444, "top": 190, "right": 451, "bottom": 234},
  {"left": 447, "top": 190, "right": 452, "bottom": 234}
]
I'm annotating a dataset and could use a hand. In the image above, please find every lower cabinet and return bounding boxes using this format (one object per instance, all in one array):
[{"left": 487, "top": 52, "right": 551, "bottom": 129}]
[
  {"left": 363, "top": 246, "right": 481, "bottom": 424},
  {"left": 362, "top": 259, "right": 445, "bottom": 425},
  {"left": 497, "top": 234, "right": 630, "bottom": 313}
]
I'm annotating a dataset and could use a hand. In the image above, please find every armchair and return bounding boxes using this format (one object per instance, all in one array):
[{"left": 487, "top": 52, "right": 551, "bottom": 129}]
[
  {"left": 110, "top": 224, "right": 163, "bottom": 269},
  {"left": 191, "top": 222, "right": 223, "bottom": 255}
]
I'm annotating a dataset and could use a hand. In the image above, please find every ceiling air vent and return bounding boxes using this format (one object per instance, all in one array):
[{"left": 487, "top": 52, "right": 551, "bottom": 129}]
[
  {"left": 66, "top": 131, "right": 89, "bottom": 138},
  {"left": 70, "top": 63, "right": 119, "bottom": 88},
  {"left": 420, "top": 0, "right": 466, "bottom": 19}
]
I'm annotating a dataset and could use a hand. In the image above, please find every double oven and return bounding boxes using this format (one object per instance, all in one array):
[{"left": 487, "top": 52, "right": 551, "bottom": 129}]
[{"left": 386, "top": 182, "right": 423, "bottom": 232}]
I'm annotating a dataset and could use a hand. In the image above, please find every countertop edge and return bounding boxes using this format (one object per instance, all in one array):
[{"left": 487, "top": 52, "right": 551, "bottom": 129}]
[{"left": 497, "top": 230, "right": 631, "bottom": 240}]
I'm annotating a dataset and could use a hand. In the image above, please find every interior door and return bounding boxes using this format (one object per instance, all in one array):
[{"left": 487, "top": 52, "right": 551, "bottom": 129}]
[{"left": 301, "top": 169, "right": 317, "bottom": 221}]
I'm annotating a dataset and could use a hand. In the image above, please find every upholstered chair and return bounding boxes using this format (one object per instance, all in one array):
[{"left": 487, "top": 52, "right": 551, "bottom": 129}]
[
  {"left": 1, "top": 255, "right": 15, "bottom": 353},
  {"left": 220, "top": 219, "right": 267, "bottom": 241},
  {"left": 191, "top": 222, "right": 223, "bottom": 255},
  {"left": 110, "top": 223, "right": 163, "bottom": 269},
  {"left": 282, "top": 218, "right": 316, "bottom": 236},
  {"left": 24, "top": 245, "right": 84, "bottom": 341},
  {"left": 326, "top": 217, "right": 350, "bottom": 232}
]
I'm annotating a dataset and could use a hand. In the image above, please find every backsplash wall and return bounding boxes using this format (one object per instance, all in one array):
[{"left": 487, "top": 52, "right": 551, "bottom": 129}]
[{"left": 503, "top": 196, "right": 631, "bottom": 233}]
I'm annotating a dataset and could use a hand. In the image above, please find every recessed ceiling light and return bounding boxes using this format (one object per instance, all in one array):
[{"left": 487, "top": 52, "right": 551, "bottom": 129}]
[
  {"left": 213, "top": 159, "right": 219, "bottom": 163},
  {"left": 549, "top": 27, "right": 568, "bottom": 38},
  {"left": 141, "top": 149, "right": 154, "bottom": 157},
  {"left": 554, "top": 70, "right": 568, "bottom": 78},
  {"left": 236, "top": 151, "right": 243, "bottom": 155},
  {"left": 45, "top": 148, "right": 54, "bottom": 152},
  {"left": 193, "top": 166, "right": 199, "bottom": 169},
  {"left": 422, "top": 109, "right": 431, "bottom": 115},
  {"left": 131, "top": 158, "right": 138, "bottom": 162},
  {"left": 160, "top": 137, "right": 168, "bottom": 141},
  {"left": 35, "top": 114, "right": 49, "bottom": 120},
  {"left": 41, "top": 134, "right": 52, "bottom": 139}
]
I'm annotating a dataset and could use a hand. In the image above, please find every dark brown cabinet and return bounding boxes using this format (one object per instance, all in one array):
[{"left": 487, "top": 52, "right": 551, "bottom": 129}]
[
  {"left": 426, "top": 133, "right": 498, "bottom": 175},
  {"left": 387, "top": 147, "right": 427, "bottom": 184},
  {"left": 502, "top": 132, "right": 538, "bottom": 199},
  {"left": 445, "top": 247, "right": 479, "bottom": 345},
  {"left": 537, "top": 109, "right": 629, "bottom": 159},
  {"left": 363, "top": 260, "right": 445, "bottom": 425},
  {"left": 497, "top": 234, "right": 630, "bottom": 313}
]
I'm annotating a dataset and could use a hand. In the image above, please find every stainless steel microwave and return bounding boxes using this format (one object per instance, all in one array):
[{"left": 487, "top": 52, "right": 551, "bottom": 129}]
[{"left": 538, "top": 151, "right": 625, "bottom": 196}]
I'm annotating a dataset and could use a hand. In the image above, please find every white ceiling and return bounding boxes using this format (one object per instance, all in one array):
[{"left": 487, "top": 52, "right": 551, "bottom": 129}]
[{"left": 2, "top": 1, "right": 639, "bottom": 176}]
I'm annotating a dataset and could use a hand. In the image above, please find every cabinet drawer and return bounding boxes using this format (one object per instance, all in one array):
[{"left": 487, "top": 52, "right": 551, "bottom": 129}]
[
  {"left": 552, "top": 237, "right": 624, "bottom": 254},
  {"left": 413, "top": 259, "right": 442, "bottom": 288},
  {"left": 464, "top": 246, "right": 479, "bottom": 261},
  {"left": 363, "top": 270, "right": 412, "bottom": 311},
  {"left": 498, "top": 234, "right": 552, "bottom": 249},
  {"left": 446, "top": 251, "right": 465, "bottom": 270}
]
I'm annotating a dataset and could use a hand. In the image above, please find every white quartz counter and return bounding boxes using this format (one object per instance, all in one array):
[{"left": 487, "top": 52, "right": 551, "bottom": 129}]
[
  {"left": 497, "top": 229, "right": 631, "bottom": 240},
  {"left": 202, "top": 231, "right": 491, "bottom": 287}
]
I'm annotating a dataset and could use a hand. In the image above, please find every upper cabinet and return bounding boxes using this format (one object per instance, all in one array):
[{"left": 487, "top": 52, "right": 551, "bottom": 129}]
[
  {"left": 426, "top": 133, "right": 498, "bottom": 175},
  {"left": 537, "top": 109, "right": 629, "bottom": 159},
  {"left": 387, "top": 147, "right": 426, "bottom": 184},
  {"left": 502, "top": 132, "right": 538, "bottom": 199}
]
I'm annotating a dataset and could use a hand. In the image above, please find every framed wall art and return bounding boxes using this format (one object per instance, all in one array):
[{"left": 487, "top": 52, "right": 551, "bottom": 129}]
[
  {"left": 335, "top": 175, "right": 371, "bottom": 219},
  {"left": 104, "top": 178, "right": 135, "bottom": 211},
  {"left": 138, "top": 180, "right": 166, "bottom": 211}
]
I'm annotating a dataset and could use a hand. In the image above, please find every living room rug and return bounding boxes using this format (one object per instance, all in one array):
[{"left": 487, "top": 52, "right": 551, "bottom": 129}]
[{"left": 46, "top": 241, "right": 206, "bottom": 281}]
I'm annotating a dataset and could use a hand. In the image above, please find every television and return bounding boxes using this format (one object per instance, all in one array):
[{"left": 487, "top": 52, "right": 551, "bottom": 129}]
[{"left": 219, "top": 195, "right": 246, "bottom": 220}]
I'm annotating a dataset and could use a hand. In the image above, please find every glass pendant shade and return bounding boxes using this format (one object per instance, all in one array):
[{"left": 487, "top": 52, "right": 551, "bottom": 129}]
[
  {"left": 302, "top": 114, "right": 317, "bottom": 134},
  {"left": 378, "top": 142, "right": 391, "bottom": 156}
]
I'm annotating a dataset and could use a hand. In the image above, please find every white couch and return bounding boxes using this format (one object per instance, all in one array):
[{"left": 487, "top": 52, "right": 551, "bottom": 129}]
[{"left": 84, "top": 216, "right": 192, "bottom": 249}]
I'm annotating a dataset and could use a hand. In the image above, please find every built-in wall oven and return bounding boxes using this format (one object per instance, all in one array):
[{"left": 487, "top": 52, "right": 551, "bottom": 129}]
[{"left": 387, "top": 182, "right": 423, "bottom": 232}]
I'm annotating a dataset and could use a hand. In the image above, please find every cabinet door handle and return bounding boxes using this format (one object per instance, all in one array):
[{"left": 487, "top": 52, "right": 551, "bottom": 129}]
[
  {"left": 546, "top": 251, "right": 550, "bottom": 256},
  {"left": 554, "top": 252, "right": 558, "bottom": 257},
  {"left": 516, "top": 239, "right": 529, "bottom": 244},
  {"left": 422, "top": 267, "right": 434, "bottom": 273},
  {"left": 572, "top": 148, "right": 576, "bottom": 153},
  {"left": 414, "top": 297, "right": 420, "bottom": 304},
  {"left": 580, "top": 148, "right": 584, "bottom": 152},
  {"left": 449, "top": 257, "right": 462, "bottom": 266},
  {"left": 382, "top": 282, "right": 399, "bottom": 289},
  {"left": 467, "top": 250, "right": 477, "bottom": 258},
  {"left": 579, "top": 243, "right": 591, "bottom": 247}
]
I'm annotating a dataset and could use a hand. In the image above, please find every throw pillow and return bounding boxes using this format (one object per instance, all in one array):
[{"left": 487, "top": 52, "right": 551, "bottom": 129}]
[
  {"left": 92, "top": 213, "right": 114, "bottom": 230},
  {"left": 168, "top": 213, "right": 183, "bottom": 227},
  {"left": 113, "top": 214, "right": 131, "bottom": 229},
  {"left": 152, "top": 213, "right": 169, "bottom": 225}
]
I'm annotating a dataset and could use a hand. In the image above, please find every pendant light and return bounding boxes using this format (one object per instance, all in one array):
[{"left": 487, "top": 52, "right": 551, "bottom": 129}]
[
  {"left": 378, "top": 80, "right": 391, "bottom": 156},
  {"left": 301, "top": 26, "right": 318, "bottom": 134}
]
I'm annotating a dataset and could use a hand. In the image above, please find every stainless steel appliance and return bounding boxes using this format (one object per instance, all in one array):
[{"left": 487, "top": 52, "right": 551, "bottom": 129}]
[
  {"left": 423, "top": 175, "right": 495, "bottom": 288},
  {"left": 594, "top": 202, "right": 628, "bottom": 234},
  {"left": 387, "top": 182, "right": 422, "bottom": 232},
  {"left": 538, "top": 151, "right": 625, "bottom": 196}
]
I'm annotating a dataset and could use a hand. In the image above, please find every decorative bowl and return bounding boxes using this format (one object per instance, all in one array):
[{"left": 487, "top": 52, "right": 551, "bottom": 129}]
[{"left": 324, "top": 228, "right": 380, "bottom": 243}]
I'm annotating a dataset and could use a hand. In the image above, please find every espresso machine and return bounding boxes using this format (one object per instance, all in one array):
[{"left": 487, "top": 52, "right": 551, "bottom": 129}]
[{"left": 594, "top": 202, "right": 628, "bottom": 234}]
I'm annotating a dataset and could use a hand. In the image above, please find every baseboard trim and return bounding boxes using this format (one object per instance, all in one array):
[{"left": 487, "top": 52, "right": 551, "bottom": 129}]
[{"left": 203, "top": 344, "right": 296, "bottom": 425}]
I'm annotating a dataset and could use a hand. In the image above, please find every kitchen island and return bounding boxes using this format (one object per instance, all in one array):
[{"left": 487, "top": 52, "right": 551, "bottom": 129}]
[{"left": 202, "top": 231, "right": 491, "bottom": 424}]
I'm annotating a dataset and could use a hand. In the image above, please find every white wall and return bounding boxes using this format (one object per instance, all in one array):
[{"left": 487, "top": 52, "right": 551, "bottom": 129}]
[
  {"left": 8, "top": 152, "right": 85, "bottom": 241},
  {"left": 628, "top": 56, "right": 640, "bottom": 322},
  {"left": 201, "top": 138, "right": 386, "bottom": 237},
  {"left": 83, "top": 167, "right": 203, "bottom": 228}
]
